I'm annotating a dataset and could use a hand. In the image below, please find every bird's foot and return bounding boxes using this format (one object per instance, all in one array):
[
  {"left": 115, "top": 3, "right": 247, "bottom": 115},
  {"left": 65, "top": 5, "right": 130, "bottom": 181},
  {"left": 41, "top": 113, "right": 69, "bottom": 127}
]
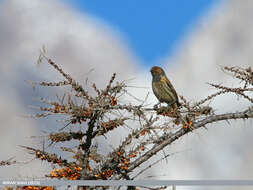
[
  {"left": 154, "top": 103, "right": 161, "bottom": 110},
  {"left": 166, "top": 102, "right": 174, "bottom": 109},
  {"left": 167, "top": 101, "right": 180, "bottom": 110}
]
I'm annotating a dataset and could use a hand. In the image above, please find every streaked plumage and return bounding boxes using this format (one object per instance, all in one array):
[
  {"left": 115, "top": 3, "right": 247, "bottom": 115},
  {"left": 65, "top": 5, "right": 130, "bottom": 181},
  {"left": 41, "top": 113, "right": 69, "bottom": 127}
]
[{"left": 150, "top": 66, "right": 180, "bottom": 107}]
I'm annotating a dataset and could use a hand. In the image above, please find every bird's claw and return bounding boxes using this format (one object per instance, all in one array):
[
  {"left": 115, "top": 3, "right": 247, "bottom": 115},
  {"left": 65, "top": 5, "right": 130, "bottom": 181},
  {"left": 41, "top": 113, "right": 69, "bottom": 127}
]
[{"left": 154, "top": 103, "right": 160, "bottom": 110}]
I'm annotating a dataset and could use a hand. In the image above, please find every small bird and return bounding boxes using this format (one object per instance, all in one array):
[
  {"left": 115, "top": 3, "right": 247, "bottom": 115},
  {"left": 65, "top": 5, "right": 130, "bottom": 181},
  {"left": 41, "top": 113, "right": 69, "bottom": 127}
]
[{"left": 150, "top": 66, "right": 180, "bottom": 108}]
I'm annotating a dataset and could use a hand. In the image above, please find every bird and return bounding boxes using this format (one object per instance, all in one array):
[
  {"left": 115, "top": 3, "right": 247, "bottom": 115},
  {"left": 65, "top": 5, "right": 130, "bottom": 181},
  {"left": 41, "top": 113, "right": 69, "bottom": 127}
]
[{"left": 150, "top": 66, "right": 180, "bottom": 108}]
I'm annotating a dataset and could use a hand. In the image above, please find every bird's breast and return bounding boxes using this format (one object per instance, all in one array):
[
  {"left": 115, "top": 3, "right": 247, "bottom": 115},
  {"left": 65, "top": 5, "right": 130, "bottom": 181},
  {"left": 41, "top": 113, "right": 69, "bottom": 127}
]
[{"left": 152, "top": 81, "right": 175, "bottom": 103}]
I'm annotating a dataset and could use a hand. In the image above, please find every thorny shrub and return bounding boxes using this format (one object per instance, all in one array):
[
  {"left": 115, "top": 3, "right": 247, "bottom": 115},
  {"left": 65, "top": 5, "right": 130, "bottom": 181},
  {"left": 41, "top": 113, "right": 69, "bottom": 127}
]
[{"left": 2, "top": 49, "right": 253, "bottom": 190}]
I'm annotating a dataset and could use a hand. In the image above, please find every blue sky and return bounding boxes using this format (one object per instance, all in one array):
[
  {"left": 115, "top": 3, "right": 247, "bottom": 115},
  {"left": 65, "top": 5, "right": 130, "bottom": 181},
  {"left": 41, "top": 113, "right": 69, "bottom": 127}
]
[{"left": 66, "top": 0, "right": 219, "bottom": 67}]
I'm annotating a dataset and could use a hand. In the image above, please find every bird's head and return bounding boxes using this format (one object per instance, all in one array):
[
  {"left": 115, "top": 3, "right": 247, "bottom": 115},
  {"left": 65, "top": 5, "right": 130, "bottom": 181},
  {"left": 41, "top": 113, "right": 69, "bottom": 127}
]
[{"left": 150, "top": 66, "right": 165, "bottom": 77}]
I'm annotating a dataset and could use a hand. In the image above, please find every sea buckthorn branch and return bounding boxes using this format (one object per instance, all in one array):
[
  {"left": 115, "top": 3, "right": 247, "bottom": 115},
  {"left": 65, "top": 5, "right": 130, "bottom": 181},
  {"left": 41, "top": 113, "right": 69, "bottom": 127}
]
[
  {"left": 19, "top": 52, "right": 253, "bottom": 190},
  {"left": 0, "top": 157, "right": 16, "bottom": 166},
  {"left": 208, "top": 83, "right": 253, "bottom": 104},
  {"left": 223, "top": 66, "right": 253, "bottom": 86},
  {"left": 114, "top": 107, "right": 253, "bottom": 179},
  {"left": 20, "top": 146, "right": 73, "bottom": 167}
]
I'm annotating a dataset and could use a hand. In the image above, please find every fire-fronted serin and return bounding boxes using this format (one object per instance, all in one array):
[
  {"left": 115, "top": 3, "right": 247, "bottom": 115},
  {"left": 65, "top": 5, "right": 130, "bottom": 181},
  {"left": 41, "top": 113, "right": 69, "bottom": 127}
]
[{"left": 150, "top": 66, "right": 180, "bottom": 107}]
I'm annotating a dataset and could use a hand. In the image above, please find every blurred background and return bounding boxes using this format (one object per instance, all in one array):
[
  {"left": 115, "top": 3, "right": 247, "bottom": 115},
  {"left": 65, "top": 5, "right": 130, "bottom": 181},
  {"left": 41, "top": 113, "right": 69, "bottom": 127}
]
[{"left": 1, "top": 0, "right": 253, "bottom": 189}]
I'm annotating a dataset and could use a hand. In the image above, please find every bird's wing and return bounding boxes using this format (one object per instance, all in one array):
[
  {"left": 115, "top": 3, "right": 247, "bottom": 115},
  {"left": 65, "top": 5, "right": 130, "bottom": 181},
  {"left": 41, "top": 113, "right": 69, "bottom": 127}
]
[{"left": 161, "top": 75, "right": 179, "bottom": 100}]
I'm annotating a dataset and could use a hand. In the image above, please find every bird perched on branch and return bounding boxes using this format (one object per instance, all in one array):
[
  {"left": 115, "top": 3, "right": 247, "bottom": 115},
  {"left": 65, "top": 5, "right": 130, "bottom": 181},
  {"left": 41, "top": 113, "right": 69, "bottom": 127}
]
[{"left": 150, "top": 66, "right": 180, "bottom": 108}]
